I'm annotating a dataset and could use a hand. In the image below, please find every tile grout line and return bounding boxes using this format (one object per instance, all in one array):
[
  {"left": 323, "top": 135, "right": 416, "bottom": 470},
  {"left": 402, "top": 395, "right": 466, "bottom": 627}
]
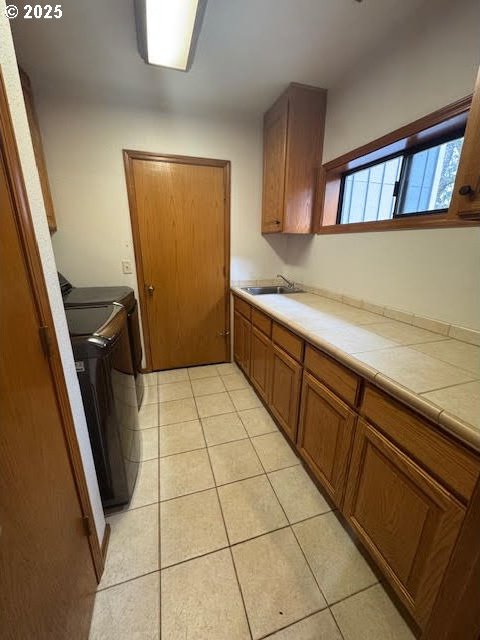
[{"left": 191, "top": 389, "right": 255, "bottom": 640}]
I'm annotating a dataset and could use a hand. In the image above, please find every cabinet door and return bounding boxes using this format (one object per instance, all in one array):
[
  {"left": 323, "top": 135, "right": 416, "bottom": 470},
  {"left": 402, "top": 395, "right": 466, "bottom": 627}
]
[
  {"left": 250, "top": 326, "right": 272, "bottom": 403},
  {"left": 262, "top": 95, "right": 288, "bottom": 233},
  {"left": 234, "top": 311, "right": 251, "bottom": 376},
  {"left": 449, "top": 67, "right": 480, "bottom": 220},
  {"left": 344, "top": 418, "right": 464, "bottom": 629},
  {"left": 297, "top": 372, "right": 356, "bottom": 506},
  {"left": 270, "top": 344, "right": 302, "bottom": 442},
  {"left": 20, "top": 70, "right": 57, "bottom": 233}
]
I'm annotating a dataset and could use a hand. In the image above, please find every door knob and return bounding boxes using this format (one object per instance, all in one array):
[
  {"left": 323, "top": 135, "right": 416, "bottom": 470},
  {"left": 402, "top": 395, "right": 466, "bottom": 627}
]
[{"left": 146, "top": 284, "right": 155, "bottom": 295}]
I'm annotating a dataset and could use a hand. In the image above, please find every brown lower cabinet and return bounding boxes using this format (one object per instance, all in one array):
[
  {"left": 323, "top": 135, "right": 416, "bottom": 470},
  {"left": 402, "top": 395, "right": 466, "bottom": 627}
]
[
  {"left": 344, "top": 418, "right": 465, "bottom": 628},
  {"left": 232, "top": 294, "right": 480, "bottom": 637},
  {"left": 233, "top": 310, "right": 251, "bottom": 376},
  {"left": 297, "top": 371, "right": 356, "bottom": 506},
  {"left": 270, "top": 344, "right": 302, "bottom": 442},
  {"left": 250, "top": 326, "right": 272, "bottom": 403}
]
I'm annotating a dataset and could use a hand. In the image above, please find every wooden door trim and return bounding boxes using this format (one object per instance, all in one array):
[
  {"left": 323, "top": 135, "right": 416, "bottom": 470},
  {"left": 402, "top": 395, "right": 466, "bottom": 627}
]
[
  {"left": 123, "top": 149, "right": 231, "bottom": 371},
  {"left": 0, "top": 69, "right": 104, "bottom": 581}
]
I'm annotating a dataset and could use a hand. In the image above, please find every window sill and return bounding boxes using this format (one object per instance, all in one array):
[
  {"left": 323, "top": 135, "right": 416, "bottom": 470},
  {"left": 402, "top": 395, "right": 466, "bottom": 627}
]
[{"left": 316, "top": 213, "right": 479, "bottom": 235}]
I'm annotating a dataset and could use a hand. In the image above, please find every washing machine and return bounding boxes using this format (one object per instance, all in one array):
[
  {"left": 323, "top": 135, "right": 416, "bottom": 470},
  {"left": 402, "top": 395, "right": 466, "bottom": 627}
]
[
  {"left": 59, "top": 272, "right": 144, "bottom": 407},
  {"left": 66, "top": 303, "right": 140, "bottom": 510}
]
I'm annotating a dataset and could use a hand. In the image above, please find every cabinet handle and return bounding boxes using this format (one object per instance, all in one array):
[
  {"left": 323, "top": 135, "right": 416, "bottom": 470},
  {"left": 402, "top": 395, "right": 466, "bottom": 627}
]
[
  {"left": 217, "top": 329, "right": 230, "bottom": 336},
  {"left": 459, "top": 184, "right": 474, "bottom": 196},
  {"left": 272, "top": 219, "right": 281, "bottom": 225}
]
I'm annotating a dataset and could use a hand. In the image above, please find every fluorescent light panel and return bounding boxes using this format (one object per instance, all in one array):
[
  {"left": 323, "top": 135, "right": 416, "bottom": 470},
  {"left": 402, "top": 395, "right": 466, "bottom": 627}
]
[{"left": 144, "top": 0, "right": 201, "bottom": 70}]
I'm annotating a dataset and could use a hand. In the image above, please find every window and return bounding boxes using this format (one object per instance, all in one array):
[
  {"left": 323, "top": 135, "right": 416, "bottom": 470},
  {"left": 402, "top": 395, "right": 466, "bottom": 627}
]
[{"left": 338, "top": 135, "right": 464, "bottom": 224}]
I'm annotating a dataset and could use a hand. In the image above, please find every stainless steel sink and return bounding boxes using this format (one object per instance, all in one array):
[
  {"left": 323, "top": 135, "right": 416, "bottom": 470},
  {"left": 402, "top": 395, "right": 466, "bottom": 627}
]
[{"left": 241, "top": 286, "right": 304, "bottom": 295}]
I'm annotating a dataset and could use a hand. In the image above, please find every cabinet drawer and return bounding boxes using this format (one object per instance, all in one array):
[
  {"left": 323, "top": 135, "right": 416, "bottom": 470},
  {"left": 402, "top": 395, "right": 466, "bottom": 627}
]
[
  {"left": 304, "top": 345, "right": 360, "bottom": 407},
  {"left": 344, "top": 418, "right": 464, "bottom": 628},
  {"left": 272, "top": 322, "right": 304, "bottom": 362},
  {"left": 361, "top": 385, "right": 480, "bottom": 503},
  {"left": 252, "top": 308, "right": 272, "bottom": 337},
  {"left": 234, "top": 296, "right": 251, "bottom": 320}
]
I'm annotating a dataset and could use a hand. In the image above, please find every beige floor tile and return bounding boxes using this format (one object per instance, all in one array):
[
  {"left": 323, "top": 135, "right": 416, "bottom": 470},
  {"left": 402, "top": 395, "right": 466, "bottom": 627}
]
[
  {"left": 188, "top": 364, "right": 221, "bottom": 380},
  {"left": 251, "top": 432, "right": 299, "bottom": 472},
  {"left": 238, "top": 406, "right": 278, "bottom": 436},
  {"left": 229, "top": 387, "right": 263, "bottom": 411},
  {"left": 135, "top": 428, "right": 159, "bottom": 461},
  {"left": 160, "top": 449, "right": 214, "bottom": 500},
  {"left": 128, "top": 459, "right": 158, "bottom": 510},
  {"left": 191, "top": 376, "right": 226, "bottom": 396},
  {"left": 159, "top": 397, "right": 198, "bottom": 426},
  {"left": 222, "top": 372, "right": 249, "bottom": 391},
  {"left": 218, "top": 475, "right": 287, "bottom": 544},
  {"left": 202, "top": 413, "right": 248, "bottom": 446},
  {"left": 138, "top": 403, "right": 159, "bottom": 429},
  {"left": 157, "top": 368, "right": 189, "bottom": 384},
  {"left": 266, "top": 609, "right": 342, "bottom": 639},
  {"left": 159, "top": 420, "right": 205, "bottom": 457},
  {"left": 422, "top": 380, "right": 480, "bottom": 428},
  {"left": 331, "top": 584, "right": 415, "bottom": 640},
  {"left": 158, "top": 381, "right": 193, "bottom": 403},
  {"left": 141, "top": 385, "right": 158, "bottom": 405},
  {"left": 293, "top": 512, "right": 377, "bottom": 604},
  {"left": 354, "top": 346, "right": 476, "bottom": 393},
  {"left": 268, "top": 465, "right": 331, "bottom": 523},
  {"left": 89, "top": 572, "right": 160, "bottom": 640},
  {"left": 232, "top": 528, "right": 327, "bottom": 639},
  {"left": 161, "top": 549, "right": 250, "bottom": 640},
  {"left": 208, "top": 439, "right": 263, "bottom": 485},
  {"left": 142, "top": 372, "right": 158, "bottom": 386},
  {"left": 99, "top": 504, "right": 159, "bottom": 589},
  {"left": 160, "top": 489, "right": 228, "bottom": 567},
  {"left": 217, "top": 362, "right": 241, "bottom": 376},
  {"left": 412, "top": 339, "right": 480, "bottom": 375},
  {"left": 365, "top": 321, "right": 445, "bottom": 346},
  {"left": 195, "top": 391, "right": 235, "bottom": 417}
]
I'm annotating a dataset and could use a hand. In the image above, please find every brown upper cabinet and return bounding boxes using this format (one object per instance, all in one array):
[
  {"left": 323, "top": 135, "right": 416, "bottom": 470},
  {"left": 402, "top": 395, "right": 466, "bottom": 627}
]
[
  {"left": 262, "top": 83, "right": 327, "bottom": 234},
  {"left": 450, "top": 66, "right": 480, "bottom": 221},
  {"left": 20, "top": 69, "right": 57, "bottom": 233}
]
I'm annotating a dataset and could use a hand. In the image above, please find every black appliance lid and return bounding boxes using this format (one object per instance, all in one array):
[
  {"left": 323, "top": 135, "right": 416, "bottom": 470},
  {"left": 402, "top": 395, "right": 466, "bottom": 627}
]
[
  {"left": 62, "top": 286, "right": 134, "bottom": 310},
  {"left": 66, "top": 304, "right": 120, "bottom": 337},
  {"left": 58, "top": 272, "right": 73, "bottom": 296}
]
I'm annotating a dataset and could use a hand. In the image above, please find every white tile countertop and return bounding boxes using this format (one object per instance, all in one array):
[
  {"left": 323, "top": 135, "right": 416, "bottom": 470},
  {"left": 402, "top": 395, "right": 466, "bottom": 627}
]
[{"left": 231, "top": 287, "right": 480, "bottom": 453}]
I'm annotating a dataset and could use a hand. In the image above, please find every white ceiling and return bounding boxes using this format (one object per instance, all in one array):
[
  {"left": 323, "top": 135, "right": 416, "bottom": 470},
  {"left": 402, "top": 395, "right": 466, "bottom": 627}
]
[{"left": 12, "top": 0, "right": 431, "bottom": 117}]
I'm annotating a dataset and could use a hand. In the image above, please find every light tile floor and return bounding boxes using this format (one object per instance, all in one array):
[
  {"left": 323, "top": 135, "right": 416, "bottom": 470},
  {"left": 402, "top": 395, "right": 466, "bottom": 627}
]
[{"left": 89, "top": 363, "right": 416, "bottom": 640}]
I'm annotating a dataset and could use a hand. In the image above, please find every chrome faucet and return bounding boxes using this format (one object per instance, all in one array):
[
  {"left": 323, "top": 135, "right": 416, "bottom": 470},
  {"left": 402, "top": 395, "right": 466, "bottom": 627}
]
[{"left": 276, "top": 274, "right": 295, "bottom": 289}]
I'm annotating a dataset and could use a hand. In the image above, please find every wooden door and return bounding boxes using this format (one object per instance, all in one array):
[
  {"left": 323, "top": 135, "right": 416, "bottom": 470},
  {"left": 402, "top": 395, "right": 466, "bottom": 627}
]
[
  {"left": 125, "top": 152, "right": 230, "bottom": 370},
  {"left": 269, "top": 344, "right": 302, "bottom": 442},
  {"left": 250, "top": 326, "right": 272, "bottom": 403},
  {"left": 297, "top": 372, "right": 356, "bottom": 506},
  {"left": 449, "top": 67, "right": 480, "bottom": 220},
  {"left": 262, "top": 94, "right": 287, "bottom": 232},
  {"left": 0, "top": 147, "right": 96, "bottom": 636},
  {"left": 234, "top": 310, "right": 251, "bottom": 376},
  {"left": 344, "top": 419, "right": 464, "bottom": 628}
]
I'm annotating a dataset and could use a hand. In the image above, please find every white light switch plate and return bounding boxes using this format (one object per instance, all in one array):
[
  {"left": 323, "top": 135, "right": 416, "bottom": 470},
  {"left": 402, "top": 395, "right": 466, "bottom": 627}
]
[{"left": 122, "top": 260, "right": 133, "bottom": 274}]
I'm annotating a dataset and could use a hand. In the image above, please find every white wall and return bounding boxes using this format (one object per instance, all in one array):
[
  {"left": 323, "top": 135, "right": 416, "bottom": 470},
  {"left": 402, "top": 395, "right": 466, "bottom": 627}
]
[
  {"left": 286, "top": 0, "right": 480, "bottom": 329},
  {"left": 0, "top": 10, "right": 105, "bottom": 542},
  {"left": 35, "top": 98, "right": 287, "bottom": 291}
]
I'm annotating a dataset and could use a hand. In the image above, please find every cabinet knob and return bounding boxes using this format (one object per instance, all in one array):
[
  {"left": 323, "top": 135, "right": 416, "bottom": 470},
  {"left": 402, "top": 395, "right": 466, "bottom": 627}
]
[
  {"left": 459, "top": 184, "right": 474, "bottom": 196},
  {"left": 272, "top": 219, "right": 281, "bottom": 225},
  {"left": 146, "top": 284, "right": 155, "bottom": 295}
]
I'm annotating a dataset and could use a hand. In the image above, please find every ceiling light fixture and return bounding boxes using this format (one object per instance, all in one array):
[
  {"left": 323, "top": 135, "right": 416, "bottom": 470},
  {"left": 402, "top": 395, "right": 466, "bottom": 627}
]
[{"left": 135, "top": 0, "right": 207, "bottom": 71}]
